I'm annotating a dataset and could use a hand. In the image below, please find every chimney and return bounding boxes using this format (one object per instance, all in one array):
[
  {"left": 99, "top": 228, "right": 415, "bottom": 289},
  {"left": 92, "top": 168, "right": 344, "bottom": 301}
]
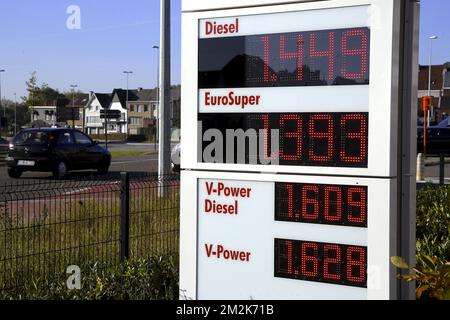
[
  {"left": 138, "top": 87, "right": 143, "bottom": 92},
  {"left": 89, "top": 91, "right": 94, "bottom": 100}
]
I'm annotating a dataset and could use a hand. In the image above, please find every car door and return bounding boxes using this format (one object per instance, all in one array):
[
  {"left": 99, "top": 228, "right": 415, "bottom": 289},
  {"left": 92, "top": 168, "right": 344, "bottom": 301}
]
[
  {"left": 73, "top": 131, "right": 102, "bottom": 169},
  {"left": 55, "top": 131, "right": 79, "bottom": 169}
]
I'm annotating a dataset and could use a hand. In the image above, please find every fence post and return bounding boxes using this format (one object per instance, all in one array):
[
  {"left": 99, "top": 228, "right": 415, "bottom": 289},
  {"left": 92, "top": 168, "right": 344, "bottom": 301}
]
[
  {"left": 439, "top": 154, "right": 445, "bottom": 186},
  {"left": 120, "top": 172, "right": 130, "bottom": 261}
]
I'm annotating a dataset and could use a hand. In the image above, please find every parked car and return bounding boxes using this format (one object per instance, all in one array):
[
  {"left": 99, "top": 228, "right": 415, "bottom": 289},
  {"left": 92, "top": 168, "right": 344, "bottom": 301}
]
[
  {"left": 417, "top": 117, "right": 450, "bottom": 155},
  {"left": 0, "top": 137, "right": 8, "bottom": 154},
  {"left": 6, "top": 128, "right": 111, "bottom": 179}
]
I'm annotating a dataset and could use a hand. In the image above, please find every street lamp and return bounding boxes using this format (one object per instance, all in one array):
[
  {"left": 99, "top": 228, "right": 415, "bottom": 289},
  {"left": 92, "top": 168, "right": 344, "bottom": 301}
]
[
  {"left": 0, "top": 70, "right": 5, "bottom": 117},
  {"left": 70, "top": 84, "right": 78, "bottom": 128},
  {"left": 153, "top": 45, "right": 160, "bottom": 144},
  {"left": 123, "top": 71, "right": 133, "bottom": 134},
  {"left": 14, "top": 93, "right": 17, "bottom": 136},
  {"left": 428, "top": 35, "right": 438, "bottom": 123}
]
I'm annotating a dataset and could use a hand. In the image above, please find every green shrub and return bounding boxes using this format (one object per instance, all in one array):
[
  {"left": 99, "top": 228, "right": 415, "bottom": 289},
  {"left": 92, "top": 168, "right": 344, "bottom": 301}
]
[
  {"left": 0, "top": 255, "right": 179, "bottom": 300},
  {"left": 416, "top": 184, "right": 450, "bottom": 260},
  {"left": 391, "top": 255, "right": 450, "bottom": 300}
]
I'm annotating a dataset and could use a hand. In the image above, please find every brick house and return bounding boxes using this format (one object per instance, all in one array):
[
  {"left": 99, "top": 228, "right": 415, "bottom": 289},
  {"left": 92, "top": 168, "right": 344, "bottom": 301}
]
[{"left": 418, "top": 62, "right": 450, "bottom": 122}]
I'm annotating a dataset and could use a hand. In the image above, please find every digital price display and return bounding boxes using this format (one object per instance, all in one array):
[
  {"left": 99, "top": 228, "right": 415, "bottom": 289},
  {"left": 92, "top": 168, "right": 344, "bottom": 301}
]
[
  {"left": 199, "top": 27, "right": 370, "bottom": 88},
  {"left": 275, "top": 183, "right": 367, "bottom": 227},
  {"left": 275, "top": 239, "right": 367, "bottom": 288},
  {"left": 199, "top": 112, "right": 368, "bottom": 167}
]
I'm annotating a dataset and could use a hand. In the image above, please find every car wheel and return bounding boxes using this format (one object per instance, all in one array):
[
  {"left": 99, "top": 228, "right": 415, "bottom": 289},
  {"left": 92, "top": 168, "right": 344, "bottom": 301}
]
[
  {"left": 53, "top": 161, "right": 67, "bottom": 179},
  {"left": 97, "top": 164, "right": 109, "bottom": 175},
  {"left": 7, "top": 168, "right": 22, "bottom": 179},
  {"left": 97, "top": 158, "right": 110, "bottom": 175}
]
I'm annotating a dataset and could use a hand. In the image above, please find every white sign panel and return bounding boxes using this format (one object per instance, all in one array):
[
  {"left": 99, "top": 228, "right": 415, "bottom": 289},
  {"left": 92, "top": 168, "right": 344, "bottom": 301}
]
[
  {"left": 180, "top": 170, "right": 397, "bottom": 300},
  {"left": 181, "top": 0, "right": 401, "bottom": 177}
]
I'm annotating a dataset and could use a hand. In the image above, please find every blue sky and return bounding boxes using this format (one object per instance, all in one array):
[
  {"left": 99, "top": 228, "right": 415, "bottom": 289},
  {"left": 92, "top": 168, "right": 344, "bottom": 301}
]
[{"left": 0, "top": 0, "right": 448, "bottom": 100}]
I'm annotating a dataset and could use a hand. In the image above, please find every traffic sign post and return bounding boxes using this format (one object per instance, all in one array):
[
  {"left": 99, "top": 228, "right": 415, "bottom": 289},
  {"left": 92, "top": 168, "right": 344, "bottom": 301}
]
[
  {"left": 100, "top": 109, "right": 121, "bottom": 150},
  {"left": 180, "top": 0, "right": 419, "bottom": 300}
]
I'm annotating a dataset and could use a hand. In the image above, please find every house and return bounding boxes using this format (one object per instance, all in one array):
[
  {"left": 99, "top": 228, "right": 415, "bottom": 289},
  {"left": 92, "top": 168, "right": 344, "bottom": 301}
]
[
  {"left": 65, "top": 94, "right": 90, "bottom": 130},
  {"left": 31, "top": 106, "right": 58, "bottom": 127},
  {"left": 31, "top": 97, "right": 71, "bottom": 127},
  {"left": 84, "top": 92, "right": 113, "bottom": 135},
  {"left": 84, "top": 87, "right": 182, "bottom": 136},
  {"left": 126, "top": 88, "right": 157, "bottom": 135},
  {"left": 418, "top": 62, "right": 450, "bottom": 121}
]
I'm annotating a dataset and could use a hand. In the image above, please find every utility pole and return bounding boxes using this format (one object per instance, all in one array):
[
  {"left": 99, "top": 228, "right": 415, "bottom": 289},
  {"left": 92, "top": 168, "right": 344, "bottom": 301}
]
[
  {"left": 0, "top": 70, "right": 5, "bottom": 137},
  {"left": 123, "top": 71, "right": 133, "bottom": 135},
  {"left": 158, "top": 0, "right": 171, "bottom": 178},
  {"left": 153, "top": 45, "right": 160, "bottom": 146},
  {"left": 14, "top": 93, "right": 17, "bottom": 136},
  {"left": 70, "top": 84, "right": 78, "bottom": 128}
]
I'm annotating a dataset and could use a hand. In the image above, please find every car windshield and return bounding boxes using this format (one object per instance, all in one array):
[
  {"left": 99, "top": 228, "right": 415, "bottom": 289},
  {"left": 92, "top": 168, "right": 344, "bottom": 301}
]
[
  {"left": 437, "top": 117, "right": 450, "bottom": 127},
  {"left": 13, "top": 131, "right": 50, "bottom": 146}
]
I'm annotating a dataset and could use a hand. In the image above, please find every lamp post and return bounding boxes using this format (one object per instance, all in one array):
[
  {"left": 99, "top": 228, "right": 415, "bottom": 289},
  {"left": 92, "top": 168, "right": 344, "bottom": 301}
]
[
  {"left": 14, "top": 93, "right": 17, "bottom": 136},
  {"left": 123, "top": 71, "right": 133, "bottom": 135},
  {"left": 153, "top": 45, "right": 160, "bottom": 145},
  {"left": 428, "top": 35, "right": 438, "bottom": 123},
  {"left": 0, "top": 70, "right": 5, "bottom": 137},
  {"left": 70, "top": 84, "right": 78, "bottom": 128},
  {"left": 0, "top": 69, "right": 5, "bottom": 118}
]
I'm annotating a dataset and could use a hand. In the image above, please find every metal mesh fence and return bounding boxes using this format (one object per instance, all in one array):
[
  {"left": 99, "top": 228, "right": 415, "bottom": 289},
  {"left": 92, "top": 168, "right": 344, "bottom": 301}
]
[{"left": 0, "top": 173, "right": 180, "bottom": 290}]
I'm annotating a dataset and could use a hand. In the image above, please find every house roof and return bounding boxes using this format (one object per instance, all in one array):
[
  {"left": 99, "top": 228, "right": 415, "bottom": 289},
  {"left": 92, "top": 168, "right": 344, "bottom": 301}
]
[{"left": 94, "top": 93, "right": 113, "bottom": 109}]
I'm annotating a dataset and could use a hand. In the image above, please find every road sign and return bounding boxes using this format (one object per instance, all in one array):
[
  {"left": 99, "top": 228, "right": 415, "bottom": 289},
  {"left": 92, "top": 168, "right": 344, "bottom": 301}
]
[
  {"left": 180, "top": 0, "right": 419, "bottom": 300},
  {"left": 100, "top": 109, "right": 122, "bottom": 119}
]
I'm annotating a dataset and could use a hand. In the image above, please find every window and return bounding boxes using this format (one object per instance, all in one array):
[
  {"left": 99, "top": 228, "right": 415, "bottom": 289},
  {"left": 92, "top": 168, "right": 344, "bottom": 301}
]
[
  {"left": 130, "top": 105, "right": 135, "bottom": 112},
  {"left": 74, "top": 131, "right": 93, "bottom": 146},
  {"left": 87, "top": 116, "right": 100, "bottom": 124},
  {"left": 57, "top": 132, "right": 74, "bottom": 145},
  {"left": 13, "top": 131, "right": 49, "bottom": 146},
  {"left": 138, "top": 105, "right": 143, "bottom": 113},
  {"left": 128, "top": 117, "right": 141, "bottom": 125},
  {"left": 144, "top": 105, "right": 149, "bottom": 112}
]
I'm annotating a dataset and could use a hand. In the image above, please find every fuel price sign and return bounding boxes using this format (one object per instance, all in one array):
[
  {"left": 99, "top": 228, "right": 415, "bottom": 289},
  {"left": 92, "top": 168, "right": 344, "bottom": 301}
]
[{"left": 180, "top": 0, "right": 418, "bottom": 301}]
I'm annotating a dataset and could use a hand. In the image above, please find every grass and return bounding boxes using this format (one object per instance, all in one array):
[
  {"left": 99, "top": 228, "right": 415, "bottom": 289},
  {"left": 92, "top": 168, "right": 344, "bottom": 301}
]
[
  {"left": 110, "top": 150, "right": 156, "bottom": 158},
  {"left": 0, "top": 185, "right": 179, "bottom": 292}
]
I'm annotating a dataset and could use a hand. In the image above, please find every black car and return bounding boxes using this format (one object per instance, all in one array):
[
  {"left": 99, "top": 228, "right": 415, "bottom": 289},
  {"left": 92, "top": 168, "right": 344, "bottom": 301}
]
[
  {"left": 0, "top": 137, "right": 8, "bottom": 154},
  {"left": 417, "top": 117, "right": 450, "bottom": 155},
  {"left": 6, "top": 128, "right": 111, "bottom": 179}
]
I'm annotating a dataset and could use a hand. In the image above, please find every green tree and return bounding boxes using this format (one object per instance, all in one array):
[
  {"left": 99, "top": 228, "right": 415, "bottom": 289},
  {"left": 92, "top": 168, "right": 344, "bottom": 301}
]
[{"left": 22, "top": 71, "right": 43, "bottom": 107}]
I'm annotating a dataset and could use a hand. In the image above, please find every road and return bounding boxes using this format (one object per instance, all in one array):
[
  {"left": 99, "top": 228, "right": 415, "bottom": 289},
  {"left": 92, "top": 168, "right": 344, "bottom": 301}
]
[{"left": 0, "top": 153, "right": 159, "bottom": 182}]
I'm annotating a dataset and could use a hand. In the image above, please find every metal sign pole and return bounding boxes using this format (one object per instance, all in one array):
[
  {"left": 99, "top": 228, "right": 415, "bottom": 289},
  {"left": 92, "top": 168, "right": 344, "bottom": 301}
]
[{"left": 158, "top": 0, "right": 172, "bottom": 178}]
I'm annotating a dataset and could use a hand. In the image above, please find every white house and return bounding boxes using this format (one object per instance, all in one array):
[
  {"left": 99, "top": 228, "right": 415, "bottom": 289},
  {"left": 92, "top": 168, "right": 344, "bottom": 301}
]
[
  {"left": 109, "top": 89, "right": 128, "bottom": 134},
  {"left": 84, "top": 92, "right": 112, "bottom": 135}
]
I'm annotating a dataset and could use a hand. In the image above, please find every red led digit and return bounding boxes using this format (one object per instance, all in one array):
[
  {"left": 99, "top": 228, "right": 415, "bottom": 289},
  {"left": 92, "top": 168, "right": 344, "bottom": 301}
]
[
  {"left": 280, "top": 34, "right": 304, "bottom": 81},
  {"left": 287, "top": 184, "right": 301, "bottom": 220},
  {"left": 280, "top": 114, "right": 302, "bottom": 161},
  {"left": 341, "top": 28, "right": 369, "bottom": 80},
  {"left": 323, "top": 245, "right": 342, "bottom": 281},
  {"left": 346, "top": 246, "right": 366, "bottom": 284},
  {"left": 340, "top": 114, "right": 367, "bottom": 164},
  {"left": 302, "top": 185, "right": 319, "bottom": 220},
  {"left": 324, "top": 186, "right": 343, "bottom": 222},
  {"left": 347, "top": 187, "right": 367, "bottom": 224},
  {"left": 309, "top": 114, "right": 334, "bottom": 162},
  {"left": 261, "top": 36, "right": 277, "bottom": 82},
  {"left": 260, "top": 114, "right": 271, "bottom": 161},
  {"left": 285, "top": 240, "right": 294, "bottom": 275},
  {"left": 301, "top": 242, "right": 319, "bottom": 278},
  {"left": 309, "top": 31, "right": 335, "bottom": 80}
]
